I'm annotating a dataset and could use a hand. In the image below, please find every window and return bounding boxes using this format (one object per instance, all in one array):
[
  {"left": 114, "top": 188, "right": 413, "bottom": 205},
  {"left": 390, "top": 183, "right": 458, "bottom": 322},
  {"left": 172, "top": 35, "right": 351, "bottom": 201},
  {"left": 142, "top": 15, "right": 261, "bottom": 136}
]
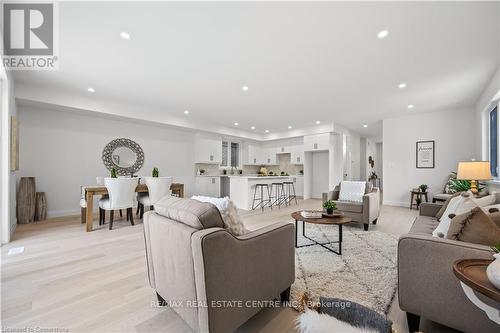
[
  {"left": 221, "top": 141, "right": 240, "bottom": 168},
  {"left": 490, "top": 106, "right": 498, "bottom": 178}
]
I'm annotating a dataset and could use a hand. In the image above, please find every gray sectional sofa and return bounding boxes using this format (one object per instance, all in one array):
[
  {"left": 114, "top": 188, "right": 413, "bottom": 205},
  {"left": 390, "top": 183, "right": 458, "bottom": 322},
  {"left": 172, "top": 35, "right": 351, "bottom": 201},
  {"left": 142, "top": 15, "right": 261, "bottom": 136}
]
[{"left": 398, "top": 202, "right": 499, "bottom": 333}]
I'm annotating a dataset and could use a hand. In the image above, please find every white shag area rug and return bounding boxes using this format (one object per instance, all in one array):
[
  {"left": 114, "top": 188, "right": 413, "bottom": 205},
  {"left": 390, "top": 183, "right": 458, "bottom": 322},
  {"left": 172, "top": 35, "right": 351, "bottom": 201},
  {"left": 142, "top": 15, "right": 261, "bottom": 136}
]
[{"left": 291, "top": 223, "right": 398, "bottom": 315}]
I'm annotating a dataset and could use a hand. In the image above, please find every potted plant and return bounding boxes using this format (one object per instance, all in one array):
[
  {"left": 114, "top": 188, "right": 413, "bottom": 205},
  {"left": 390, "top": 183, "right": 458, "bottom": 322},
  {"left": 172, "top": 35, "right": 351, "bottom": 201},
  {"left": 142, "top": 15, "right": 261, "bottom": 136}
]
[
  {"left": 152, "top": 167, "right": 159, "bottom": 177},
  {"left": 420, "top": 184, "right": 428, "bottom": 193},
  {"left": 323, "top": 200, "right": 337, "bottom": 215},
  {"left": 200, "top": 169, "right": 205, "bottom": 175},
  {"left": 111, "top": 167, "right": 118, "bottom": 178},
  {"left": 299, "top": 170, "right": 304, "bottom": 175}
]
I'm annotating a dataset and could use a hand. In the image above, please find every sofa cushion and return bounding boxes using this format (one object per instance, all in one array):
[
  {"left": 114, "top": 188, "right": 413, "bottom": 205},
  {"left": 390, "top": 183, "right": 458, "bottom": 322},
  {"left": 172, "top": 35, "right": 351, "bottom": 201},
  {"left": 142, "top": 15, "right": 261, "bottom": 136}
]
[
  {"left": 410, "top": 216, "right": 439, "bottom": 235},
  {"left": 154, "top": 196, "right": 224, "bottom": 230},
  {"left": 334, "top": 201, "right": 363, "bottom": 213},
  {"left": 446, "top": 207, "right": 500, "bottom": 246},
  {"left": 435, "top": 192, "right": 462, "bottom": 220},
  {"left": 433, "top": 193, "right": 453, "bottom": 201}
]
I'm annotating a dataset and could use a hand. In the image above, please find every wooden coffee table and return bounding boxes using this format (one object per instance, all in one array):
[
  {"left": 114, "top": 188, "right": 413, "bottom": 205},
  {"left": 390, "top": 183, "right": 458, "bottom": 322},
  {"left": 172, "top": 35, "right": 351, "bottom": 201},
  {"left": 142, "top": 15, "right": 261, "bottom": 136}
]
[
  {"left": 291, "top": 211, "right": 351, "bottom": 255},
  {"left": 453, "top": 259, "right": 500, "bottom": 324}
]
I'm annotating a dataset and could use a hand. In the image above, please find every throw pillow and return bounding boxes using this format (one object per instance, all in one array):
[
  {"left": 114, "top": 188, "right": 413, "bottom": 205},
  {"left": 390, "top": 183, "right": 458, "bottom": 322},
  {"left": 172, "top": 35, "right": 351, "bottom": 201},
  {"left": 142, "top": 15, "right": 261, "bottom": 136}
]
[
  {"left": 191, "top": 196, "right": 250, "bottom": 235},
  {"left": 338, "top": 181, "right": 366, "bottom": 202},
  {"left": 435, "top": 192, "right": 462, "bottom": 220},
  {"left": 446, "top": 207, "right": 500, "bottom": 246},
  {"left": 432, "top": 194, "right": 464, "bottom": 237},
  {"left": 472, "top": 193, "right": 497, "bottom": 207}
]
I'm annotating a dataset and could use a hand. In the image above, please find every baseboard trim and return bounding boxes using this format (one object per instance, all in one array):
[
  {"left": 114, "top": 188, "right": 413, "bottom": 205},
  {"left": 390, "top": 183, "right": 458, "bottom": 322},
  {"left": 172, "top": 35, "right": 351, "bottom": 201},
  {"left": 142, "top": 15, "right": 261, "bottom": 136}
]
[
  {"left": 48, "top": 209, "right": 83, "bottom": 218},
  {"left": 383, "top": 201, "right": 409, "bottom": 208}
]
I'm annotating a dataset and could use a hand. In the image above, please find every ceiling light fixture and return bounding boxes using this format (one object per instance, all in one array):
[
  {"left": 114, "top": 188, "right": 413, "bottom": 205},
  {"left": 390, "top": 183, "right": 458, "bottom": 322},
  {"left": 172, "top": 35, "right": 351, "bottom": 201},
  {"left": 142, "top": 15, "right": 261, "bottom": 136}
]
[
  {"left": 363, "top": 124, "right": 368, "bottom": 128},
  {"left": 120, "top": 32, "right": 131, "bottom": 40},
  {"left": 377, "top": 30, "right": 389, "bottom": 39},
  {"left": 398, "top": 83, "right": 407, "bottom": 89},
  {"left": 407, "top": 104, "right": 414, "bottom": 109},
  {"left": 234, "top": 122, "right": 239, "bottom": 126},
  {"left": 87, "top": 87, "right": 95, "bottom": 93},
  {"left": 250, "top": 126, "right": 255, "bottom": 130},
  {"left": 183, "top": 110, "right": 189, "bottom": 114},
  {"left": 242, "top": 86, "right": 249, "bottom": 91},
  {"left": 288, "top": 125, "right": 292, "bottom": 129},
  {"left": 315, "top": 120, "right": 321, "bottom": 125},
  {"left": 265, "top": 130, "right": 270, "bottom": 133}
]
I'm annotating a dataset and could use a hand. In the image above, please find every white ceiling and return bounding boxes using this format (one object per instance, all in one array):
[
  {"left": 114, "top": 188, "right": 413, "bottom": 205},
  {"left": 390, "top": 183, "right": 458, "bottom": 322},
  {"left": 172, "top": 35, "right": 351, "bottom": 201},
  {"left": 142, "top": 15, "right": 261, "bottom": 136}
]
[{"left": 12, "top": 1, "right": 500, "bottom": 139}]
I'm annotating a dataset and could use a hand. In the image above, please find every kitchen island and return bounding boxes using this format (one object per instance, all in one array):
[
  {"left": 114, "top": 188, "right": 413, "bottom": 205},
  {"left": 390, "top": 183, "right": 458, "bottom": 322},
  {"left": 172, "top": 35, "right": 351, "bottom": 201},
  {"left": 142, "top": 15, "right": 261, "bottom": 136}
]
[{"left": 228, "top": 175, "right": 296, "bottom": 210}]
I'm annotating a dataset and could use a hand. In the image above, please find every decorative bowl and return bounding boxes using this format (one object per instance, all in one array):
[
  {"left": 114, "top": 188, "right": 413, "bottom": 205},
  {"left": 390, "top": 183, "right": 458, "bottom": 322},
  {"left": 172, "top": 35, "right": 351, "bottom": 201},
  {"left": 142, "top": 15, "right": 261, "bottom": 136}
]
[{"left": 486, "top": 253, "right": 500, "bottom": 290}]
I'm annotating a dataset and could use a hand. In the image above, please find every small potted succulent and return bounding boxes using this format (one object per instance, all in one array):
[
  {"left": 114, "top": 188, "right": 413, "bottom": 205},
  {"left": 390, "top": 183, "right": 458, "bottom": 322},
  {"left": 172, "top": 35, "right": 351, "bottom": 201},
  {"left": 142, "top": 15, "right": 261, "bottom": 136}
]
[
  {"left": 420, "top": 184, "right": 428, "bottom": 193},
  {"left": 152, "top": 167, "right": 159, "bottom": 177},
  {"left": 323, "top": 200, "right": 337, "bottom": 215},
  {"left": 111, "top": 167, "right": 118, "bottom": 178}
]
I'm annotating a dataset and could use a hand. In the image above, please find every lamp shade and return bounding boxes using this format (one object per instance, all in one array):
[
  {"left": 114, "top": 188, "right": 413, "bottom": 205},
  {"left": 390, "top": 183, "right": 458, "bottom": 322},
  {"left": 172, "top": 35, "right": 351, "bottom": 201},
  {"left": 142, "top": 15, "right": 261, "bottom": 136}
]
[{"left": 456, "top": 161, "right": 492, "bottom": 180}]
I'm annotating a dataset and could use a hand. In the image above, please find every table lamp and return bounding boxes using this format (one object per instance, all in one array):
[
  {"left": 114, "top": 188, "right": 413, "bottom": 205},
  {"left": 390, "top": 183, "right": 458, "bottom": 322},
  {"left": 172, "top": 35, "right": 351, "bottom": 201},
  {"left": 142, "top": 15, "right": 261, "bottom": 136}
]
[{"left": 456, "top": 161, "right": 492, "bottom": 194}]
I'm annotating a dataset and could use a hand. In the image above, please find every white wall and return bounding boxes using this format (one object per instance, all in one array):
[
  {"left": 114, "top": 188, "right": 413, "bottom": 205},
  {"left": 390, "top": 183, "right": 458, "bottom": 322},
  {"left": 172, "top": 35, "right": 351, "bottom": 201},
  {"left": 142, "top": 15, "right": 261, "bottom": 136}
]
[
  {"left": 1, "top": 65, "right": 18, "bottom": 244},
  {"left": 311, "top": 151, "right": 329, "bottom": 199},
  {"left": 383, "top": 108, "right": 476, "bottom": 206},
  {"left": 476, "top": 65, "right": 500, "bottom": 159},
  {"left": 18, "top": 105, "right": 196, "bottom": 217}
]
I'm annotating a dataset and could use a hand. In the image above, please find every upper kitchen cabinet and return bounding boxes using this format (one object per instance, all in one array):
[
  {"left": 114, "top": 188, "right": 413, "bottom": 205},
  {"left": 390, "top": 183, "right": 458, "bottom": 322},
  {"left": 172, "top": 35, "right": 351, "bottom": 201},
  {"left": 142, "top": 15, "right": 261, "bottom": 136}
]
[
  {"left": 245, "top": 143, "right": 262, "bottom": 165},
  {"left": 195, "top": 133, "right": 222, "bottom": 164},
  {"left": 303, "top": 133, "right": 331, "bottom": 151},
  {"left": 290, "top": 145, "right": 304, "bottom": 164},
  {"left": 262, "top": 147, "right": 277, "bottom": 165}
]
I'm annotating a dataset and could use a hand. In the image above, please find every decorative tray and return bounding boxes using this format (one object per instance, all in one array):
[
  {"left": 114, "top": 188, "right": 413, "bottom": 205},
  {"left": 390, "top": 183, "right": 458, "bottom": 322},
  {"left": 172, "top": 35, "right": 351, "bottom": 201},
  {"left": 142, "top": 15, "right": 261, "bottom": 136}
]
[
  {"left": 300, "top": 210, "right": 323, "bottom": 219},
  {"left": 322, "top": 211, "right": 343, "bottom": 218}
]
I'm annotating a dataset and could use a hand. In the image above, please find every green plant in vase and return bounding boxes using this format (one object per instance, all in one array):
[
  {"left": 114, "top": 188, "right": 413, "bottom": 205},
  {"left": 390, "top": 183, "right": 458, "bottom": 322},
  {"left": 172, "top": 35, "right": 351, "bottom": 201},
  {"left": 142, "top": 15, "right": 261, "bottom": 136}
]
[
  {"left": 152, "top": 167, "right": 159, "bottom": 177},
  {"left": 492, "top": 243, "right": 500, "bottom": 254},
  {"left": 419, "top": 184, "right": 428, "bottom": 192},
  {"left": 111, "top": 167, "right": 118, "bottom": 178},
  {"left": 323, "top": 200, "right": 337, "bottom": 215}
]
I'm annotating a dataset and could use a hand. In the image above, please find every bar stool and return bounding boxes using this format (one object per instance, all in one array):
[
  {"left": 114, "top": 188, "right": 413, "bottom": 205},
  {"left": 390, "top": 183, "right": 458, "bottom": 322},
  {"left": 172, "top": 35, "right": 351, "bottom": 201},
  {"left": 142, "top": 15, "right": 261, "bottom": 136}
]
[
  {"left": 270, "top": 182, "right": 286, "bottom": 208},
  {"left": 252, "top": 184, "right": 271, "bottom": 211},
  {"left": 283, "top": 181, "right": 298, "bottom": 205}
]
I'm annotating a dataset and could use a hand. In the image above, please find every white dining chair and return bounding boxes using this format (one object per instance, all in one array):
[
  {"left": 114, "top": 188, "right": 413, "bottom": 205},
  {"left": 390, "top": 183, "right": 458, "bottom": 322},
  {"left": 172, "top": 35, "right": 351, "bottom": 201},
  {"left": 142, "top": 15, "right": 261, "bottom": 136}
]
[
  {"left": 99, "top": 177, "right": 138, "bottom": 230},
  {"left": 138, "top": 176, "right": 173, "bottom": 218}
]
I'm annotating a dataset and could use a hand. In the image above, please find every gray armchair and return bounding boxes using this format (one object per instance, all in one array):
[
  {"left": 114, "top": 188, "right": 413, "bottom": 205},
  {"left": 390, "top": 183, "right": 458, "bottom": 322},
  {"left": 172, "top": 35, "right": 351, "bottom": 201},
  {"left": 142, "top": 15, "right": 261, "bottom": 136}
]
[
  {"left": 143, "top": 196, "right": 295, "bottom": 333},
  {"left": 322, "top": 182, "right": 380, "bottom": 231}
]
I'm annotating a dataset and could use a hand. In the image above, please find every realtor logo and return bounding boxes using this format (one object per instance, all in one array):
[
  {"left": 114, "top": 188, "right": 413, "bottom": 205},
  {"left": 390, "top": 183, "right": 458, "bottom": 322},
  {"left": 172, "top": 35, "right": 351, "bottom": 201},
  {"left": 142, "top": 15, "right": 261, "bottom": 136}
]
[{"left": 2, "top": 2, "right": 59, "bottom": 70}]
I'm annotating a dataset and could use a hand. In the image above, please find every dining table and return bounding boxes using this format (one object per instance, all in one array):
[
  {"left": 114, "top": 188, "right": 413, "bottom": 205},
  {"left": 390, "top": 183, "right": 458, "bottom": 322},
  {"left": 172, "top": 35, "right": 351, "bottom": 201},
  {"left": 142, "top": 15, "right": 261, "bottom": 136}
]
[{"left": 81, "top": 183, "right": 184, "bottom": 232}]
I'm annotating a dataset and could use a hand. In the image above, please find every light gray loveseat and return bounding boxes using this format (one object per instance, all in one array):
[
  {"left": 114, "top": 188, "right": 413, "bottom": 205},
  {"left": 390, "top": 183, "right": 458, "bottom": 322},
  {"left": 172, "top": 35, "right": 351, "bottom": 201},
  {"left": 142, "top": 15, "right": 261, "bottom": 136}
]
[
  {"left": 398, "top": 202, "right": 499, "bottom": 333},
  {"left": 143, "top": 196, "right": 295, "bottom": 333},
  {"left": 322, "top": 182, "right": 380, "bottom": 231}
]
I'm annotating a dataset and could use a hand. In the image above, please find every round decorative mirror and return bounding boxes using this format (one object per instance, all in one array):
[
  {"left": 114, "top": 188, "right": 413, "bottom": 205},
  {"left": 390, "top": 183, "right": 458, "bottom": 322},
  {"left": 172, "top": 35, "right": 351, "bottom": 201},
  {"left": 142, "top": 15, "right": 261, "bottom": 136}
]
[{"left": 102, "top": 138, "right": 144, "bottom": 175}]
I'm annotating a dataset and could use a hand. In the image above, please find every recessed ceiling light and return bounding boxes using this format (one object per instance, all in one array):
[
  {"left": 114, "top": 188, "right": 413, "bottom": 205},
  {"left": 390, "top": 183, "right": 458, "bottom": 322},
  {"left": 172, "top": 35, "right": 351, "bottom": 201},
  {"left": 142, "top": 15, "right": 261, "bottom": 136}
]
[
  {"left": 183, "top": 110, "right": 189, "bottom": 115},
  {"left": 241, "top": 86, "right": 249, "bottom": 91},
  {"left": 288, "top": 125, "right": 292, "bottom": 129},
  {"left": 408, "top": 104, "right": 414, "bottom": 109},
  {"left": 120, "top": 32, "right": 130, "bottom": 40},
  {"left": 315, "top": 120, "right": 321, "bottom": 125},
  {"left": 363, "top": 124, "right": 368, "bottom": 128},
  {"left": 377, "top": 30, "right": 389, "bottom": 39},
  {"left": 87, "top": 87, "right": 95, "bottom": 93},
  {"left": 250, "top": 126, "right": 255, "bottom": 130},
  {"left": 234, "top": 122, "right": 239, "bottom": 126},
  {"left": 265, "top": 129, "right": 269, "bottom": 133},
  {"left": 398, "top": 83, "right": 407, "bottom": 89}
]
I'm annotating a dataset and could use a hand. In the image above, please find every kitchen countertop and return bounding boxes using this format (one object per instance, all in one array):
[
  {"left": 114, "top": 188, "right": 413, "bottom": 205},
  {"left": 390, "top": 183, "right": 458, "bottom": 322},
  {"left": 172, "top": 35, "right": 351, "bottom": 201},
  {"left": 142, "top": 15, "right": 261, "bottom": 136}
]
[{"left": 197, "top": 174, "right": 303, "bottom": 178}]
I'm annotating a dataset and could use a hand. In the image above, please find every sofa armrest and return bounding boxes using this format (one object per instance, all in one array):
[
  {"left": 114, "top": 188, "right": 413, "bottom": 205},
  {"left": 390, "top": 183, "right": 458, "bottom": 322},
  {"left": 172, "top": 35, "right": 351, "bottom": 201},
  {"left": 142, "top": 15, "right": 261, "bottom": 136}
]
[
  {"left": 419, "top": 202, "right": 442, "bottom": 217},
  {"left": 322, "top": 190, "right": 340, "bottom": 203},
  {"left": 191, "top": 221, "right": 295, "bottom": 333},
  {"left": 398, "top": 234, "right": 497, "bottom": 332},
  {"left": 362, "top": 189, "right": 380, "bottom": 223}
]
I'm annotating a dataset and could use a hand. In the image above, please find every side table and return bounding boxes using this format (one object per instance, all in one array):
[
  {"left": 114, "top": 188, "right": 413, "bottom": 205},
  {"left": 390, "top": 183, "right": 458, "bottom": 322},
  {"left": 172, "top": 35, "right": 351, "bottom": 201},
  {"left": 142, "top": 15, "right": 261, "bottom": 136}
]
[{"left": 409, "top": 190, "right": 428, "bottom": 210}]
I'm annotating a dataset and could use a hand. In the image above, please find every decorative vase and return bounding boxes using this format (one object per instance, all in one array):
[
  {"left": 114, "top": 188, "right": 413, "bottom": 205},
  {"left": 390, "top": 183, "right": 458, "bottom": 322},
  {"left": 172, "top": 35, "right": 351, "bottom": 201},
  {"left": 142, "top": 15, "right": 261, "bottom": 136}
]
[
  {"left": 326, "top": 209, "right": 333, "bottom": 215},
  {"left": 17, "top": 177, "right": 36, "bottom": 224},
  {"left": 486, "top": 253, "right": 500, "bottom": 290}
]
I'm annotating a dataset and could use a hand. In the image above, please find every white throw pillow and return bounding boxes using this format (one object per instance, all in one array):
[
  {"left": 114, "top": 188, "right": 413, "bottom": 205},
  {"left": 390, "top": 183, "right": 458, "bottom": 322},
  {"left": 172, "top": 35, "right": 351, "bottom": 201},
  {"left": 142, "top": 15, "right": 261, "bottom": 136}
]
[
  {"left": 472, "top": 194, "right": 497, "bottom": 207},
  {"left": 338, "top": 181, "right": 366, "bottom": 202},
  {"left": 191, "top": 196, "right": 250, "bottom": 235},
  {"left": 432, "top": 195, "right": 464, "bottom": 237},
  {"left": 296, "top": 309, "right": 377, "bottom": 333}
]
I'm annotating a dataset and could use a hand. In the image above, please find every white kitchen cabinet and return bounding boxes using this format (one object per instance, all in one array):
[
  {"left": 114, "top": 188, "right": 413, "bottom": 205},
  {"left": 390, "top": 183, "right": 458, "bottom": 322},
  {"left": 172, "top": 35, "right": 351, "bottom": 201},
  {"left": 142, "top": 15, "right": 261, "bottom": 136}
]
[
  {"left": 303, "top": 133, "right": 330, "bottom": 151},
  {"left": 290, "top": 145, "right": 304, "bottom": 164},
  {"left": 195, "top": 134, "right": 222, "bottom": 164},
  {"left": 293, "top": 176, "right": 304, "bottom": 197},
  {"left": 246, "top": 144, "right": 262, "bottom": 165},
  {"left": 262, "top": 147, "right": 277, "bottom": 165},
  {"left": 195, "top": 177, "right": 221, "bottom": 197}
]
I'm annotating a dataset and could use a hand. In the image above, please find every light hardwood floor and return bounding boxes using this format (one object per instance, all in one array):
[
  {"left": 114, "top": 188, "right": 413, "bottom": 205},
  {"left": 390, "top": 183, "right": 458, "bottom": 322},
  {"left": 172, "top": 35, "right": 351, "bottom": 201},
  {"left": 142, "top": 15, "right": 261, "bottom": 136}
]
[{"left": 1, "top": 200, "right": 458, "bottom": 333}]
